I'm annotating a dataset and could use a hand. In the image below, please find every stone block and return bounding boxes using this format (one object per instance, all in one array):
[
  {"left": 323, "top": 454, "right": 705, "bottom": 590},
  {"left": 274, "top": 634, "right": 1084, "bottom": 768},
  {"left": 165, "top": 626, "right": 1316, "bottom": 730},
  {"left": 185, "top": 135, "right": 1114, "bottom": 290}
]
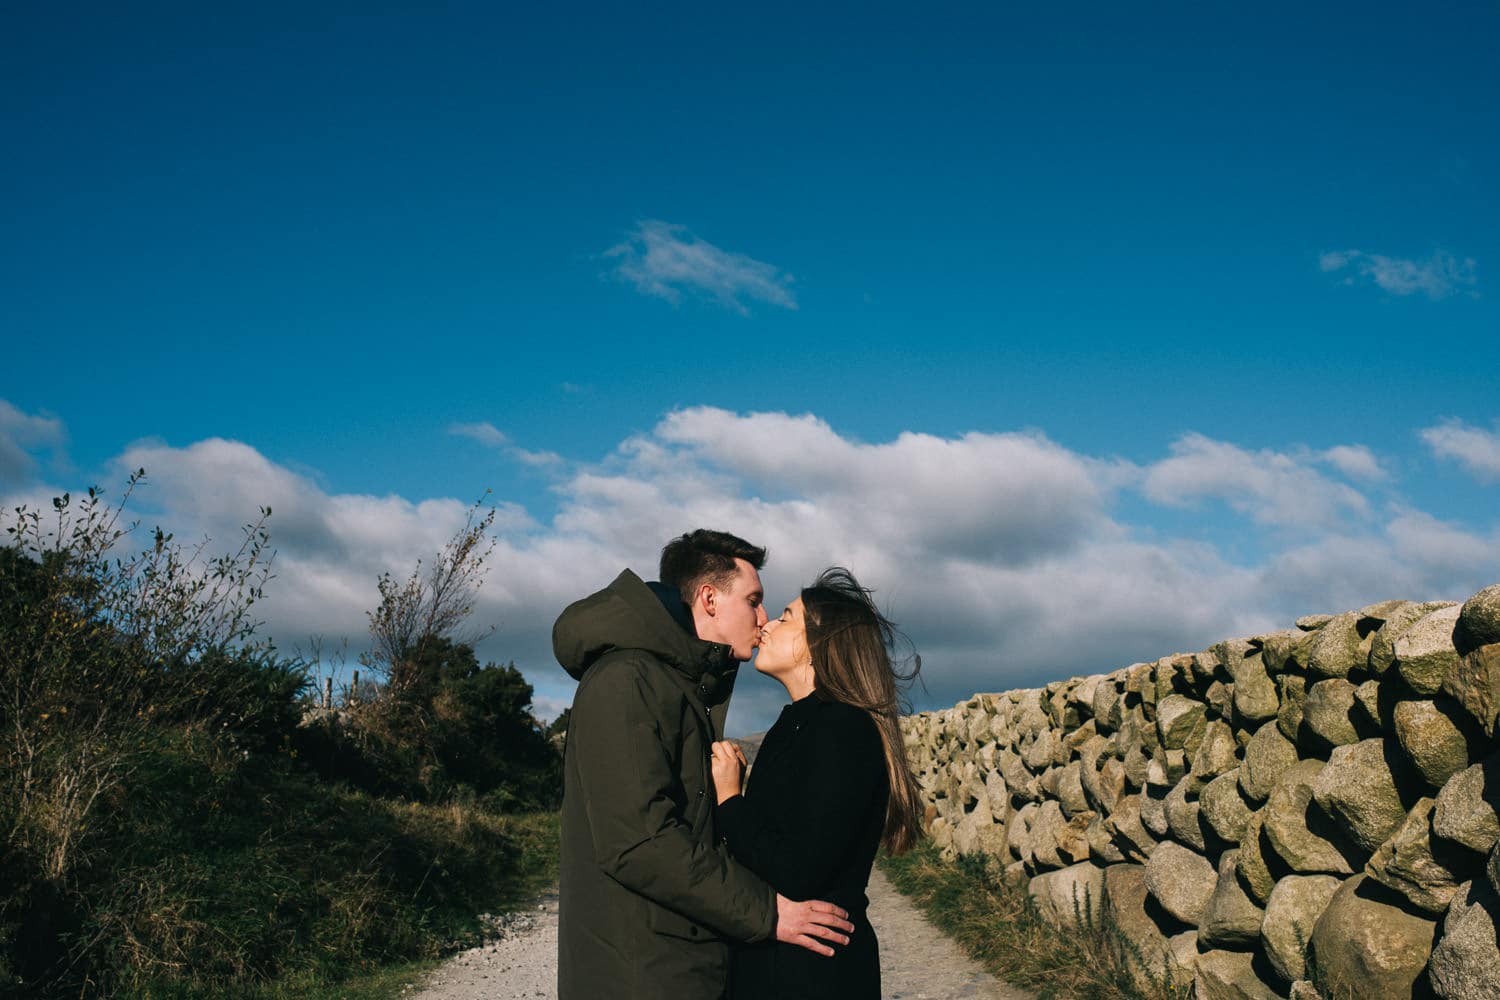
[
  {"left": 1024, "top": 800, "right": 1068, "bottom": 870},
  {"left": 1102, "top": 862, "right": 1193, "bottom": 995},
  {"left": 1364, "top": 798, "right": 1468, "bottom": 914},
  {"left": 1394, "top": 697, "right": 1483, "bottom": 790},
  {"left": 1159, "top": 694, "right": 1208, "bottom": 751},
  {"left": 1199, "top": 850, "right": 1266, "bottom": 948},
  {"left": 1028, "top": 861, "right": 1106, "bottom": 931},
  {"left": 1308, "top": 875, "right": 1438, "bottom": 1000},
  {"left": 1141, "top": 783, "right": 1171, "bottom": 837},
  {"left": 1306, "top": 611, "right": 1365, "bottom": 679},
  {"left": 1241, "top": 721, "right": 1299, "bottom": 803},
  {"left": 1264, "top": 759, "right": 1357, "bottom": 876},
  {"left": 1394, "top": 604, "right": 1462, "bottom": 695},
  {"left": 1300, "top": 679, "right": 1361, "bottom": 754},
  {"left": 1277, "top": 673, "right": 1308, "bottom": 741},
  {"left": 1454, "top": 583, "right": 1500, "bottom": 655},
  {"left": 1259, "top": 628, "right": 1309, "bottom": 674},
  {"left": 1146, "top": 840, "right": 1217, "bottom": 926},
  {"left": 1368, "top": 601, "right": 1456, "bottom": 677},
  {"left": 1166, "top": 775, "right": 1207, "bottom": 851},
  {"left": 1193, "top": 948, "right": 1281, "bottom": 1000},
  {"left": 1432, "top": 752, "right": 1500, "bottom": 855},
  {"left": 1087, "top": 813, "right": 1126, "bottom": 865},
  {"left": 1444, "top": 642, "right": 1500, "bottom": 738},
  {"left": 1191, "top": 720, "right": 1241, "bottom": 784},
  {"left": 1427, "top": 877, "right": 1500, "bottom": 1000},
  {"left": 1232, "top": 651, "right": 1279, "bottom": 725},
  {"left": 1311, "top": 738, "right": 1411, "bottom": 856},
  {"left": 1262, "top": 873, "right": 1343, "bottom": 984},
  {"left": 1201, "top": 768, "right": 1254, "bottom": 844},
  {"left": 1108, "top": 793, "right": 1159, "bottom": 862},
  {"left": 1236, "top": 809, "right": 1276, "bottom": 905}
]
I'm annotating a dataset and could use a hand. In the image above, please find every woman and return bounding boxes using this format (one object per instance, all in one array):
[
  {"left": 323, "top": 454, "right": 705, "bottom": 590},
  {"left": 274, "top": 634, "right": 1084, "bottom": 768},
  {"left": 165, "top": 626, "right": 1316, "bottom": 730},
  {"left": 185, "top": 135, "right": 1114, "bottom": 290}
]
[{"left": 709, "top": 567, "right": 924, "bottom": 1000}]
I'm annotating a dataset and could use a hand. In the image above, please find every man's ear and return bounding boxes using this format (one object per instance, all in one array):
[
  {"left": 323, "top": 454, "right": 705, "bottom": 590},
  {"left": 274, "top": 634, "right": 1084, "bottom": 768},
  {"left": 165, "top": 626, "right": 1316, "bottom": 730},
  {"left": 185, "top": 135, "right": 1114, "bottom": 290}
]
[{"left": 696, "top": 582, "right": 718, "bottom": 617}]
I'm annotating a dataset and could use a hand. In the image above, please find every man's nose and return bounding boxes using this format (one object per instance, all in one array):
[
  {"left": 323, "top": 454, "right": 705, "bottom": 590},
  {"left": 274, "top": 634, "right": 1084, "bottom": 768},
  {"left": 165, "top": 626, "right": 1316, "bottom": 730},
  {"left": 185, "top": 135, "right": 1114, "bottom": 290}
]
[{"left": 756, "top": 605, "right": 769, "bottom": 626}]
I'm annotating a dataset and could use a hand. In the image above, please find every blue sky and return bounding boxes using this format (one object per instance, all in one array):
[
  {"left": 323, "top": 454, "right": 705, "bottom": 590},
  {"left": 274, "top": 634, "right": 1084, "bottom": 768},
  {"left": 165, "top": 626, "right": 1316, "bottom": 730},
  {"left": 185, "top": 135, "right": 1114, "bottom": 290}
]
[{"left": 3, "top": 3, "right": 1498, "bottom": 732}]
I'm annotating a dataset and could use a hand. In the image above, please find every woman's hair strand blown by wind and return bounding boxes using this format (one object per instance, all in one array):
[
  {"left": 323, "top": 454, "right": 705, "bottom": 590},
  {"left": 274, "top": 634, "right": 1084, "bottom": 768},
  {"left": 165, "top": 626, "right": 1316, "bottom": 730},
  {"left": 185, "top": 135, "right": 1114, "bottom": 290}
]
[{"left": 800, "top": 567, "right": 924, "bottom": 856}]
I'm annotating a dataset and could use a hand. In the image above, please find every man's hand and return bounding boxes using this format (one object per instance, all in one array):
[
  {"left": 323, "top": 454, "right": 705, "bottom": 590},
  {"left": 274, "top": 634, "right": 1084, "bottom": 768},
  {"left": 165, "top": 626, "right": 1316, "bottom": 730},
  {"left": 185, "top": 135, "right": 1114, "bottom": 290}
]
[{"left": 775, "top": 894, "right": 853, "bottom": 957}]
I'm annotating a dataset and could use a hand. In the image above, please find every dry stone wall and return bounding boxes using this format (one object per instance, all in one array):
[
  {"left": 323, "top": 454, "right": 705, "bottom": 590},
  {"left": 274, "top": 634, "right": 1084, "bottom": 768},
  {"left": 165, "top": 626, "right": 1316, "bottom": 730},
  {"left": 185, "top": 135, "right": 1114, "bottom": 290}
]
[{"left": 901, "top": 584, "right": 1500, "bottom": 1000}]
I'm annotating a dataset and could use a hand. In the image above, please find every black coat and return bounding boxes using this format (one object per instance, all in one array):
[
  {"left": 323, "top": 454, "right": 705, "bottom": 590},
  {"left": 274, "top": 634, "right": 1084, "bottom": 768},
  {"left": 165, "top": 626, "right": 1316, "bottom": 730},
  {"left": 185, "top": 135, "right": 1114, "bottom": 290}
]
[
  {"left": 716, "top": 691, "right": 889, "bottom": 1000},
  {"left": 553, "top": 570, "right": 777, "bottom": 1000}
]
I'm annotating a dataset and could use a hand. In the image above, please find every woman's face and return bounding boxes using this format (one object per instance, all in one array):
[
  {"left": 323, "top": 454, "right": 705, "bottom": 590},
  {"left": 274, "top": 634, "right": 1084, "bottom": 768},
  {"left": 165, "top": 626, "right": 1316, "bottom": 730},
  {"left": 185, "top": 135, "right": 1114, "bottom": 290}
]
[{"left": 754, "top": 597, "right": 810, "bottom": 681}]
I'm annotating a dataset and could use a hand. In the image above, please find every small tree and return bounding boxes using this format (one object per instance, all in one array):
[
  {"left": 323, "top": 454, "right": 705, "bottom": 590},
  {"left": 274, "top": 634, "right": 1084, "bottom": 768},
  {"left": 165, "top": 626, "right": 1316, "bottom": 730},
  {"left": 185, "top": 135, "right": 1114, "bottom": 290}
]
[
  {"left": 362, "top": 496, "right": 496, "bottom": 696},
  {"left": 324, "top": 496, "right": 561, "bottom": 808}
]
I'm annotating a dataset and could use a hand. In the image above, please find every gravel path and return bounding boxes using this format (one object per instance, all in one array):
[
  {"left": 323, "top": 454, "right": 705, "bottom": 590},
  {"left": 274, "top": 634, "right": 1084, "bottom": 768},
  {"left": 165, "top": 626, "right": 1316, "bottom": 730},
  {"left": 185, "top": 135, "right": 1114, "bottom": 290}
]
[{"left": 409, "top": 868, "right": 1028, "bottom": 1000}]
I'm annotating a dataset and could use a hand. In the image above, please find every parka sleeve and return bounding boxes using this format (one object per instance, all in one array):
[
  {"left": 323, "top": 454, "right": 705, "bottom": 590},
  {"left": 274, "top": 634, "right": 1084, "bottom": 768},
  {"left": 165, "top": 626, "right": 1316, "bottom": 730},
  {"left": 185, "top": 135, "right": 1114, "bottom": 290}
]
[
  {"left": 714, "top": 705, "right": 885, "bottom": 902},
  {"left": 570, "top": 656, "right": 778, "bottom": 942}
]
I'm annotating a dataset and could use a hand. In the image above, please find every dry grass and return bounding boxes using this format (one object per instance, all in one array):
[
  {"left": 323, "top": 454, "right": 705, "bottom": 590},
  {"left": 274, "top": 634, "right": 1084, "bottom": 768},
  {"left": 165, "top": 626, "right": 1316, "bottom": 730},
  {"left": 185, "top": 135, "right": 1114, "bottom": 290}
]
[{"left": 878, "top": 845, "right": 1189, "bottom": 1000}]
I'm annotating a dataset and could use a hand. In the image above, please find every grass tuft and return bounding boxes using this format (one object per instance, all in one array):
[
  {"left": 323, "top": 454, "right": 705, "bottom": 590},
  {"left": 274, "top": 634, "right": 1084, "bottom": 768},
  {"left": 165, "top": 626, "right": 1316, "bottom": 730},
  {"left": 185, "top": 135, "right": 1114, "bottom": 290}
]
[{"left": 878, "top": 845, "right": 1189, "bottom": 1000}]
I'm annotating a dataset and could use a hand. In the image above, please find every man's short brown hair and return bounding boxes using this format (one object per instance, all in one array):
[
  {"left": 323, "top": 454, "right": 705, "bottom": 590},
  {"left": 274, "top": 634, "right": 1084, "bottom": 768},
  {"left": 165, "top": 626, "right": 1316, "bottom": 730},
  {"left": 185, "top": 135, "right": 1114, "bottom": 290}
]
[{"left": 659, "top": 529, "right": 768, "bottom": 604}]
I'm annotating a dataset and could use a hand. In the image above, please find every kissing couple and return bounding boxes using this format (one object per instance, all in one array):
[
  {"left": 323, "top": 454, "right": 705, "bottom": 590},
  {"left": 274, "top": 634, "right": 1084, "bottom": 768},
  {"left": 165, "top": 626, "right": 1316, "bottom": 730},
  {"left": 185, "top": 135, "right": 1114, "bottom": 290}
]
[{"left": 554, "top": 529, "right": 924, "bottom": 1000}]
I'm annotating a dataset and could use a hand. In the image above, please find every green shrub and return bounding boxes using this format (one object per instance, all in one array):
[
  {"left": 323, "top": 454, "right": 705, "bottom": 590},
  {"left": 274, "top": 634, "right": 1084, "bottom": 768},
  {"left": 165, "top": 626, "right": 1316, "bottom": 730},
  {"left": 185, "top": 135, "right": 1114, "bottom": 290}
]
[
  {"left": 0, "top": 478, "right": 563, "bottom": 996},
  {"left": 297, "top": 639, "right": 560, "bottom": 811},
  {"left": 19, "top": 728, "right": 558, "bottom": 996}
]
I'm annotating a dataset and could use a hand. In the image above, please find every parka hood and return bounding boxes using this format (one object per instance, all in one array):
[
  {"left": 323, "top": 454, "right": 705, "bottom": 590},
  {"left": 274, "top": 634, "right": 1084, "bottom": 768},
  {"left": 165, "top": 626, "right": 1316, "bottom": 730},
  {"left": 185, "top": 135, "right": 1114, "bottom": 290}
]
[{"left": 553, "top": 569, "right": 740, "bottom": 706}]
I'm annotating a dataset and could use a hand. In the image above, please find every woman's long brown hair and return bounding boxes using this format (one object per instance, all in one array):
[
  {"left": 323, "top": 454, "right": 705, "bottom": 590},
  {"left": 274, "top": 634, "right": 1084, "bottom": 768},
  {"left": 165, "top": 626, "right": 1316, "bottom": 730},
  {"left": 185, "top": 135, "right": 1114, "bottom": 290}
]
[{"left": 801, "top": 567, "right": 924, "bottom": 855}]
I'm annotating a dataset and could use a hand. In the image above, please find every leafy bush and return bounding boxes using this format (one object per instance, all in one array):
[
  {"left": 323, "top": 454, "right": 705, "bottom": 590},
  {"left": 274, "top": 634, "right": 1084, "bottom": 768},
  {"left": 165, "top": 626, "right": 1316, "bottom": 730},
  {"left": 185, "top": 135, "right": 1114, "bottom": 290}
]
[
  {"left": 298, "top": 638, "right": 560, "bottom": 811},
  {"left": 0, "top": 478, "right": 277, "bottom": 887},
  {"left": 0, "top": 477, "right": 562, "bottom": 996}
]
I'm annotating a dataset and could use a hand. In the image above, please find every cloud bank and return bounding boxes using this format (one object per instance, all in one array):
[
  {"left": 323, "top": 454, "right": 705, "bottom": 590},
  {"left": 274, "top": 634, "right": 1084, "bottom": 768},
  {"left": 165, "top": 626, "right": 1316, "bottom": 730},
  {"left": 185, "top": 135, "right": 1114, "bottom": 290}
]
[{"left": 3, "top": 400, "right": 1497, "bottom": 734}]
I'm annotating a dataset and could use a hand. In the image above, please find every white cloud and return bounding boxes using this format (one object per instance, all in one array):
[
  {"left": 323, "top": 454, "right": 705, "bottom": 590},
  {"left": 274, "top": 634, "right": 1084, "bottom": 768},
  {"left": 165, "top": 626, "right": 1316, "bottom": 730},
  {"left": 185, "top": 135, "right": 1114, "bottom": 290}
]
[
  {"left": 450, "top": 421, "right": 564, "bottom": 468},
  {"left": 1421, "top": 419, "right": 1500, "bottom": 482},
  {"left": 1142, "top": 433, "right": 1372, "bottom": 530},
  {"left": 9, "top": 408, "right": 1499, "bottom": 735},
  {"left": 604, "top": 220, "right": 797, "bottom": 314},
  {"left": 651, "top": 408, "right": 1117, "bottom": 564},
  {"left": 1320, "top": 248, "right": 1477, "bottom": 300},
  {"left": 1256, "top": 509, "right": 1500, "bottom": 616},
  {"left": 449, "top": 421, "right": 509, "bottom": 447},
  {"left": 0, "top": 399, "right": 67, "bottom": 488},
  {"left": 1318, "top": 444, "right": 1387, "bottom": 482}
]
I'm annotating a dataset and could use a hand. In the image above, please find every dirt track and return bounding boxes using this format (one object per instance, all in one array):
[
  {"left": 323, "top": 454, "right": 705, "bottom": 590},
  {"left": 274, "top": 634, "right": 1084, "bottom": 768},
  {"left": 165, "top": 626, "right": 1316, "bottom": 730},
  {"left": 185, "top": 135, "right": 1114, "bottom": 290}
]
[{"left": 409, "top": 867, "right": 1029, "bottom": 1000}]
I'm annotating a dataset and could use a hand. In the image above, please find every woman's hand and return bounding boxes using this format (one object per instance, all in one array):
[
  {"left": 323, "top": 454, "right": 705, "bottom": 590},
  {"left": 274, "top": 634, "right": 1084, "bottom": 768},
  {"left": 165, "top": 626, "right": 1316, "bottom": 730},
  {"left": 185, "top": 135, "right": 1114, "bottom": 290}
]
[{"left": 709, "top": 740, "right": 747, "bottom": 804}]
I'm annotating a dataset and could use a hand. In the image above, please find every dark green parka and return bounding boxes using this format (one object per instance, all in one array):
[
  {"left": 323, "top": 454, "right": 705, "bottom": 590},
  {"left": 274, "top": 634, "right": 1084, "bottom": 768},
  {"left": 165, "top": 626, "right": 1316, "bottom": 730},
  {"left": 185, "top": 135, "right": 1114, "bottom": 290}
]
[{"left": 553, "top": 569, "right": 777, "bottom": 1000}]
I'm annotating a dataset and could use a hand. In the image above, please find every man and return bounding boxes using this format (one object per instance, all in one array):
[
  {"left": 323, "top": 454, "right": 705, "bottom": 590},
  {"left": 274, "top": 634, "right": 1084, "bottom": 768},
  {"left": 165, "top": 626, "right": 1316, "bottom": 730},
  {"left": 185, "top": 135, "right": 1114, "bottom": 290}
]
[{"left": 554, "top": 529, "right": 853, "bottom": 999}]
